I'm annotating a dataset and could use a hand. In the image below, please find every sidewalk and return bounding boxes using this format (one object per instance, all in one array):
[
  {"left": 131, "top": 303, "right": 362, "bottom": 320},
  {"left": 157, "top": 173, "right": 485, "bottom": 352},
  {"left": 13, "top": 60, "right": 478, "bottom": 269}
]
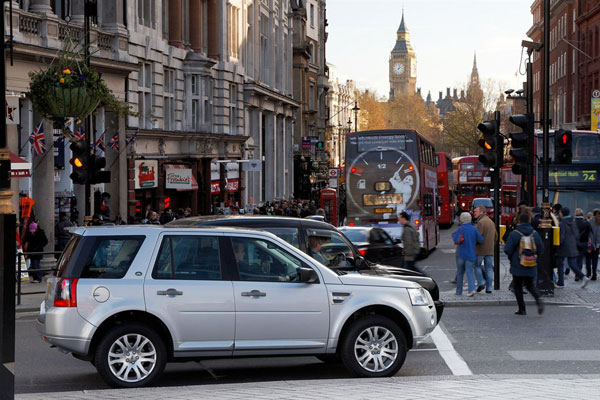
[
  {"left": 15, "top": 374, "right": 600, "bottom": 400},
  {"left": 440, "top": 255, "right": 600, "bottom": 306},
  {"left": 16, "top": 279, "right": 48, "bottom": 313}
]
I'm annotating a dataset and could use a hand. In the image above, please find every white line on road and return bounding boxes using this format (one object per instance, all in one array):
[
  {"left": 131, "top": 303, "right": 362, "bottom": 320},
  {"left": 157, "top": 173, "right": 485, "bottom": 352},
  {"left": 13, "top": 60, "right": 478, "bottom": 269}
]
[{"left": 430, "top": 324, "right": 473, "bottom": 376}]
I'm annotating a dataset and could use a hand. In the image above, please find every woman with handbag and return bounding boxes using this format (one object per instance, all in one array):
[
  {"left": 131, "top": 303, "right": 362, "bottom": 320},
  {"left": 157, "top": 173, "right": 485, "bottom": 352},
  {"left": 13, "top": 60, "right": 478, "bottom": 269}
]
[{"left": 452, "top": 212, "right": 484, "bottom": 297}]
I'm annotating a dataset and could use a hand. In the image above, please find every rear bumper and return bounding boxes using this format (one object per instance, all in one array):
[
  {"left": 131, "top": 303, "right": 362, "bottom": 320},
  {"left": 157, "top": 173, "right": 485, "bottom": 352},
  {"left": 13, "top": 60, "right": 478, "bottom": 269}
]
[
  {"left": 434, "top": 300, "right": 445, "bottom": 323},
  {"left": 36, "top": 301, "right": 95, "bottom": 355}
]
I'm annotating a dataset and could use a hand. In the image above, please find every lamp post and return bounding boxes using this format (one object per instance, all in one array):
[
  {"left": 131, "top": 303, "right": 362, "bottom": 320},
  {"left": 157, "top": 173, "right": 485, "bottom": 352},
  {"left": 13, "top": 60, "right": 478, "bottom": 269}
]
[
  {"left": 352, "top": 101, "right": 360, "bottom": 133},
  {"left": 337, "top": 122, "right": 342, "bottom": 167}
]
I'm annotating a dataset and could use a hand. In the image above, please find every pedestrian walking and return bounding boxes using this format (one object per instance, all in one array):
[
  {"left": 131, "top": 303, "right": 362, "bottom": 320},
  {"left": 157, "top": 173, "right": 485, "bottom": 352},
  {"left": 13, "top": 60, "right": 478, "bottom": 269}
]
[
  {"left": 556, "top": 207, "right": 590, "bottom": 288},
  {"left": 504, "top": 212, "right": 544, "bottom": 316},
  {"left": 399, "top": 211, "right": 421, "bottom": 272},
  {"left": 474, "top": 205, "right": 496, "bottom": 293},
  {"left": 574, "top": 208, "right": 591, "bottom": 280},
  {"left": 587, "top": 209, "right": 600, "bottom": 281},
  {"left": 452, "top": 212, "right": 484, "bottom": 297},
  {"left": 23, "top": 221, "right": 48, "bottom": 283},
  {"left": 55, "top": 211, "right": 74, "bottom": 252}
]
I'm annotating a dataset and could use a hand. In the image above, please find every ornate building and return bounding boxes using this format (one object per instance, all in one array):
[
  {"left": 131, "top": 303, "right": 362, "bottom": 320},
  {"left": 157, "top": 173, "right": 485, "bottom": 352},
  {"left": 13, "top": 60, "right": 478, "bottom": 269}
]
[{"left": 389, "top": 11, "right": 417, "bottom": 100}]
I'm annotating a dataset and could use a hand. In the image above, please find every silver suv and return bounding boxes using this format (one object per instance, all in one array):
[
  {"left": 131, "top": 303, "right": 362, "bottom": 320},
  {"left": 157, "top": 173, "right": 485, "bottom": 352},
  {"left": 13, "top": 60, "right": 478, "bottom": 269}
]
[{"left": 38, "top": 225, "right": 438, "bottom": 388}]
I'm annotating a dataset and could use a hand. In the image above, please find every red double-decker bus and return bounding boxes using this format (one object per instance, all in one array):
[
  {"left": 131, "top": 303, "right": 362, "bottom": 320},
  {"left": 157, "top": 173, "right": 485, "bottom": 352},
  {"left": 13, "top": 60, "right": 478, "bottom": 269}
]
[
  {"left": 500, "top": 166, "right": 521, "bottom": 226},
  {"left": 452, "top": 156, "right": 491, "bottom": 214},
  {"left": 436, "top": 152, "right": 455, "bottom": 227}
]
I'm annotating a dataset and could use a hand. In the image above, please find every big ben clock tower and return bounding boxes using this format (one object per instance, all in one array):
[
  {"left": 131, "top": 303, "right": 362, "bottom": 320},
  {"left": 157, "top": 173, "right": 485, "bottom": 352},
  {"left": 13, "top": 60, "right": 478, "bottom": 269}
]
[{"left": 389, "top": 11, "right": 417, "bottom": 100}]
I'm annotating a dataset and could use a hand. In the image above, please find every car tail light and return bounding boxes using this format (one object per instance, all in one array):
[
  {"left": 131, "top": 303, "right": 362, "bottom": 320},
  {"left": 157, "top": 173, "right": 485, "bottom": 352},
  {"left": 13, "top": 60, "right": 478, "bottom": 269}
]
[
  {"left": 414, "top": 219, "right": 420, "bottom": 226},
  {"left": 349, "top": 221, "right": 355, "bottom": 226},
  {"left": 54, "top": 278, "right": 78, "bottom": 307},
  {"left": 359, "top": 249, "right": 367, "bottom": 256}
]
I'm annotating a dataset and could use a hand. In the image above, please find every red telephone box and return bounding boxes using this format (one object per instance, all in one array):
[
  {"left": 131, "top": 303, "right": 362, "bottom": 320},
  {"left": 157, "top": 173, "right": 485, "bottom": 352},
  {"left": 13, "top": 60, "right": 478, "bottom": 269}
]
[{"left": 320, "top": 188, "right": 338, "bottom": 226}]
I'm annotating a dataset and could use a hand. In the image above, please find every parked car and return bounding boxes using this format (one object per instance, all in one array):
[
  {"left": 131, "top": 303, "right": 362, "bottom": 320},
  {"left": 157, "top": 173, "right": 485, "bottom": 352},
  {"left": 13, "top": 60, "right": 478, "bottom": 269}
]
[
  {"left": 38, "top": 225, "right": 438, "bottom": 388},
  {"left": 170, "top": 216, "right": 443, "bottom": 315},
  {"left": 338, "top": 226, "right": 404, "bottom": 269},
  {"left": 470, "top": 198, "right": 494, "bottom": 219}
]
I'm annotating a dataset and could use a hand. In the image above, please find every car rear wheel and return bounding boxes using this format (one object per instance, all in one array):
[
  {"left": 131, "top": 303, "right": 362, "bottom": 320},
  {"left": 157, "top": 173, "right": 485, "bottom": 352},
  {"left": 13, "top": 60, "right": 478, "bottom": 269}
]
[
  {"left": 340, "top": 315, "right": 407, "bottom": 378},
  {"left": 94, "top": 323, "right": 167, "bottom": 388}
]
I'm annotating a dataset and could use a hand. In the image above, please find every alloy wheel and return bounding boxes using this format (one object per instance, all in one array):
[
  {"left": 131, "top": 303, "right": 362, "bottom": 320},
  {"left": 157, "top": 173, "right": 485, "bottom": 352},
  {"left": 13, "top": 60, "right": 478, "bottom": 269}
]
[
  {"left": 353, "top": 325, "right": 398, "bottom": 373},
  {"left": 108, "top": 333, "right": 157, "bottom": 383}
]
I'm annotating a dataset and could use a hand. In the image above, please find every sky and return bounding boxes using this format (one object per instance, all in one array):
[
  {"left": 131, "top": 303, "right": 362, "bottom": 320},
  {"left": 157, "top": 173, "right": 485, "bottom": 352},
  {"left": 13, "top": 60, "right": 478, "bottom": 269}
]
[{"left": 326, "top": 0, "right": 533, "bottom": 100}]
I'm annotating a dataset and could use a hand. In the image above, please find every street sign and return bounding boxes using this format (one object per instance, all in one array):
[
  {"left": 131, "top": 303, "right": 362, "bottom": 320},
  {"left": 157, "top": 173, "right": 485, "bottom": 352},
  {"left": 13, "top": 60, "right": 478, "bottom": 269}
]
[
  {"left": 329, "top": 178, "right": 338, "bottom": 188},
  {"left": 328, "top": 168, "right": 338, "bottom": 178},
  {"left": 302, "top": 137, "right": 311, "bottom": 150}
]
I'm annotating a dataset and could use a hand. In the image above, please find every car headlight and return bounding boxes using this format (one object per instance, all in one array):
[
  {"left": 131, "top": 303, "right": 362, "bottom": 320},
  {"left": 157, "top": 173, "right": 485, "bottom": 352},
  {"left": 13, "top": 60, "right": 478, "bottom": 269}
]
[{"left": 407, "top": 287, "right": 430, "bottom": 306}]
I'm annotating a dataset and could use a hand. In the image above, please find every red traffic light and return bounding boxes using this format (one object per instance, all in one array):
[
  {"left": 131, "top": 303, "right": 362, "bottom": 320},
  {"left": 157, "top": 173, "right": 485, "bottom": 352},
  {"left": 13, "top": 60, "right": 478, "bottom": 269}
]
[{"left": 561, "top": 133, "right": 568, "bottom": 144}]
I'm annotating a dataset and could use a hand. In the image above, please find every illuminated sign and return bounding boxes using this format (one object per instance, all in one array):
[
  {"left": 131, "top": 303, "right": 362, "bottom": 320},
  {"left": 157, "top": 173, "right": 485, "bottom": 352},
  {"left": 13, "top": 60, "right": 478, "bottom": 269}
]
[
  {"left": 357, "top": 135, "right": 407, "bottom": 152},
  {"left": 363, "top": 194, "right": 404, "bottom": 206},
  {"left": 545, "top": 167, "right": 600, "bottom": 186}
]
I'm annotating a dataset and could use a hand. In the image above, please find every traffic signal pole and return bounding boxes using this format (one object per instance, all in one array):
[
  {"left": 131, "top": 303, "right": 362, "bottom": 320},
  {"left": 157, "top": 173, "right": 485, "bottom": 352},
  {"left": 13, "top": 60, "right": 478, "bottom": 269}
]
[
  {"left": 492, "top": 111, "right": 501, "bottom": 291},
  {"left": 84, "top": 1, "right": 92, "bottom": 218},
  {"left": 0, "top": 1, "right": 16, "bottom": 398},
  {"left": 526, "top": 54, "right": 535, "bottom": 206},
  {"left": 538, "top": 0, "right": 554, "bottom": 296}
]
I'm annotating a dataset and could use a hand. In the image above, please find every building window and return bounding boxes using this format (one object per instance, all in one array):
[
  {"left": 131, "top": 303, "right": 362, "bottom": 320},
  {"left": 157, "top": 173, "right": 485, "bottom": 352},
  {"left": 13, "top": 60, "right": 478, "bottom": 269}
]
[
  {"left": 310, "top": 3, "right": 315, "bottom": 28},
  {"left": 228, "top": 3, "right": 240, "bottom": 59},
  {"left": 260, "top": 14, "right": 269, "bottom": 84},
  {"left": 162, "top": 0, "right": 169, "bottom": 39},
  {"left": 164, "top": 68, "right": 175, "bottom": 131},
  {"left": 203, "top": 76, "right": 211, "bottom": 124},
  {"left": 138, "top": 63, "right": 153, "bottom": 129},
  {"left": 309, "top": 83, "right": 315, "bottom": 111},
  {"left": 138, "top": 0, "right": 156, "bottom": 28},
  {"left": 230, "top": 83, "right": 237, "bottom": 134}
]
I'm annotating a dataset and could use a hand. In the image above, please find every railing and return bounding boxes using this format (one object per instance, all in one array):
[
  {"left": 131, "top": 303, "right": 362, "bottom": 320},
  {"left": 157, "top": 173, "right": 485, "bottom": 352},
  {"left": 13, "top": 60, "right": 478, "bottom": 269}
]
[
  {"left": 19, "top": 14, "right": 39, "bottom": 35},
  {"left": 97, "top": 32, "right": 114, "bottom": 50},
  {"left": 15, "top": 251, "right": 61, "bottom": 306},
  {"left": 58, "top": 24, "right": 83, "bottom": 42}
]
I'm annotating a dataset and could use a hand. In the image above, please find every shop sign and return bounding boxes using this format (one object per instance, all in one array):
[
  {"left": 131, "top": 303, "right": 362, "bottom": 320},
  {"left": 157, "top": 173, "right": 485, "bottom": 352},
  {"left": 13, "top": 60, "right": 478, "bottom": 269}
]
[
  {"left": 242, "top": 160, "right": 261, "bottom": 171},
  {"left": 302, "top": 136, "right": 311, "bottom": 150},
  {"left": 226, "top": 162, "right": 240, "bottom": 193},
  {"left": 135, "top": 160, "right": 158, "bottom": 189},
  {"left": 165, "top": 168, "right": 192, "bottom": 189},
  {"left": 6, "top": 96, "right": 19, "bottom": 125}
]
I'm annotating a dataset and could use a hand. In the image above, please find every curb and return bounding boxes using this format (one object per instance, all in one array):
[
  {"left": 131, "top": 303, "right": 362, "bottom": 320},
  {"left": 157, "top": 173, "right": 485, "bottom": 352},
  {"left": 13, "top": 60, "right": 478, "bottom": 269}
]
[{"left": 443, "top": 299, "right": 574, "bottom": 307}]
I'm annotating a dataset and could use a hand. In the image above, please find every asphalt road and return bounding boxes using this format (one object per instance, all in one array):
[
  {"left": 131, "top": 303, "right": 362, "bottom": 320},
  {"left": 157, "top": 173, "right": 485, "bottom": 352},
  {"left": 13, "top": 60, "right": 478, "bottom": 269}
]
[{"left": 15, "top": 228, "right": 600, "bottom": 394}]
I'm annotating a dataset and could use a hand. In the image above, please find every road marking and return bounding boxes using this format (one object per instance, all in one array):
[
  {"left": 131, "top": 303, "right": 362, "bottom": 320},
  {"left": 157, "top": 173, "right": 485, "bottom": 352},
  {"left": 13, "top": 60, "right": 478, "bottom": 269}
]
[
  {"left": 430, "top": 324, "right": 472, "bottom": 376},
  {"left": 508, "top": 350, "right": 600, "bottom": 361}
]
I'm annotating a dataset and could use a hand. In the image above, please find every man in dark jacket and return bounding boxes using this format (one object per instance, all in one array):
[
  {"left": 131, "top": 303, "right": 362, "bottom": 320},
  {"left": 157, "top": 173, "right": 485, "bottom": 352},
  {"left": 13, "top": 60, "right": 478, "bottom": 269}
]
[
  {"left": 574, "top": 208, "right": 591, "bottom": 280},
  {"left": 557, "top": 207, "right": 590, "bottom": 288},
  {"left": 55, "top": 212, "right": 74, "bottom": 251},
  {"left": 23, "top": 221, "right": 48, "bottom": 283},
  {"left": 399, "top": 211, "right": 421, "bottom": 272},
  {"left": 504, "top": 213, "right": 544, "bottom": 315}
]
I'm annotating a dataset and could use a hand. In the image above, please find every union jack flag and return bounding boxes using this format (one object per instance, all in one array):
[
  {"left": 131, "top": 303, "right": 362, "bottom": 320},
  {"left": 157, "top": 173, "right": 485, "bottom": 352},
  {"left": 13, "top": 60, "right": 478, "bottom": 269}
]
[
  {"left": 29, "top": 122, "right": 46, "bottom": 155},
  {"left": 126, "top": 134, "right": 137, "bottom": 146},
  {"left": 108, "top": 132, "right": 119, "bottom": 152},
  {"left": 93, "top": 132, "right": 106, "bottom": 153},
  {"left": 74, "top": 126, "right": 86, "bottom": 141}
]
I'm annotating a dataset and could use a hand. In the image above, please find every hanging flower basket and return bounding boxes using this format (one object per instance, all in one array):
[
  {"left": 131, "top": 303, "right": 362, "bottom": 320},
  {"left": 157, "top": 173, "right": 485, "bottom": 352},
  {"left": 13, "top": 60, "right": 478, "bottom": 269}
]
[{"left": 27, "top": 41, "right": 130, "bottom": 120}]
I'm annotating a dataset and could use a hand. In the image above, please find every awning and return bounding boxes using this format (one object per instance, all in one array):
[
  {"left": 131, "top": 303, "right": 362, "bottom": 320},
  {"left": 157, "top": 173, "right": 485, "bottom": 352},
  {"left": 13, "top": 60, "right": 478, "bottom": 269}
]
[
  {"left": 164, "top": 164, "right": 198, "bottom": 191},
  {"left": 10, "top": 152, "right": 31, "bottom": 178}
]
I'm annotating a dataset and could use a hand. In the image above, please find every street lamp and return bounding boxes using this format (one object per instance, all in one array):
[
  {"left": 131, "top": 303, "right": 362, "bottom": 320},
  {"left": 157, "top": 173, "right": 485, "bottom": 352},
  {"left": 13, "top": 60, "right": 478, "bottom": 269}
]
[{"left": 352, "top": 101, "right": 360, "bottom": 133}]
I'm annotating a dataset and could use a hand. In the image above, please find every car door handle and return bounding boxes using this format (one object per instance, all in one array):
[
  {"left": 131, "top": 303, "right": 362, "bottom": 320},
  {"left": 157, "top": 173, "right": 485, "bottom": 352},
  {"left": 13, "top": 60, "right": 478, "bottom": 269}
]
[
  {"left": 241, "top": 290, "right": 267, "bottom": 297},
  {"left": 157, "top": 288, "right": 183, "bottom": 296}
]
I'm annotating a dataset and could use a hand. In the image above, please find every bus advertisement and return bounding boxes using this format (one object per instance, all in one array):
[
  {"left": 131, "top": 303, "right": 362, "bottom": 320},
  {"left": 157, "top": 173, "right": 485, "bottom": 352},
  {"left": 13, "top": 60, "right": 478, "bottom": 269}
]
[
  {"left": 436, "top": 152, "right": 456, "bottom": 227},
  {"left": 345, "top": 129, "right": 439, "bottom": 252},
  {"left": 452, "top": 156, "right": 491, "bottom": 214}
]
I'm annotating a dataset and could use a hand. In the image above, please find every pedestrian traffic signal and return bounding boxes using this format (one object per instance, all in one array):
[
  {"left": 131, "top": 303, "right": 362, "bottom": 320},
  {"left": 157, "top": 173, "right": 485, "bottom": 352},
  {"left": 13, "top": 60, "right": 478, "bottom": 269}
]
[
  {"left": 477, "top": 120, "right": 503, "bottom": 168},
  {"left": 317, "top": 141, "right": 324, "bottom": 150},
  {"left": 69, "top": 140, "right": 88, "bottom": 184},
  {"left": 554, "top": 129, "right": 572, "bottom": 164},
  {"left": 89, "top": 155, "right": 111, "bottom": 184},
  {"left": 509, "top": 113, "right": 534, "bottom": 175}
]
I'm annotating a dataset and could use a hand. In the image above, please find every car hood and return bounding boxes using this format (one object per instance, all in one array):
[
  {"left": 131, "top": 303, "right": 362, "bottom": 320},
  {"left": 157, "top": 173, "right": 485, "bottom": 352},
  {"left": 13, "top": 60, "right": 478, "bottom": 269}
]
[{"left": 338, "top": 273, "right": 420, "bottom": 288}]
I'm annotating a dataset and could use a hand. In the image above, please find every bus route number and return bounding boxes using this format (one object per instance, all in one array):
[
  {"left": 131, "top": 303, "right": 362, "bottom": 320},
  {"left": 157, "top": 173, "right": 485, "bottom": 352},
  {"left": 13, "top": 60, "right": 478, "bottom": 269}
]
[{"left": 583, "top": 171, "right": 597, "bottom": 182}]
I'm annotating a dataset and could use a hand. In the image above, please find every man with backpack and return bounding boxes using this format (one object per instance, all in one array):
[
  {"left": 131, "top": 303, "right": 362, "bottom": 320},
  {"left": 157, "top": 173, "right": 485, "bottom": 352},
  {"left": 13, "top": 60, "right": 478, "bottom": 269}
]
[{"left": 504, "top": 213, "right": 544, "bottom": 315}]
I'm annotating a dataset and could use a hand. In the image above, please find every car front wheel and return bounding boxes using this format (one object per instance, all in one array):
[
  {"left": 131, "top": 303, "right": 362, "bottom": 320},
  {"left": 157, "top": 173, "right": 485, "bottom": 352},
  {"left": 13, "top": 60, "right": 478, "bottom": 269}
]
[
  {"left": 340, "top": 315, "right": 407, "bottom": 377},
  {"left": 94, "top": 323, "right": 167, "bottom": 388}
]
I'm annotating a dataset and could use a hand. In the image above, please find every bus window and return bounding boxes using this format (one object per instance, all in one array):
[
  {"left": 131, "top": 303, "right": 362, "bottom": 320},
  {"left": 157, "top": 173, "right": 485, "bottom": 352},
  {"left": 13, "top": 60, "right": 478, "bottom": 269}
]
[
  {"left": 459, "top": 185, "right": 474, "bottom": 196},
  {"left": 573, "top": 135, "right": 600, "bottom": 162},
  {"left": 474, "top": 185, "right": 489, "bottom": 196}
]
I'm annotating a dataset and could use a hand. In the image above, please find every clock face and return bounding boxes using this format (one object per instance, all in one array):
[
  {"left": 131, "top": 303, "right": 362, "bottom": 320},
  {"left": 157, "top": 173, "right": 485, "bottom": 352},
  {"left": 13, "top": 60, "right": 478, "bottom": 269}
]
[
  {"left": 393, "top": 63, "right": 405, "bottom": 76},
  {"left": 347, "top": 148, "right": 420, "bottom": 216}
]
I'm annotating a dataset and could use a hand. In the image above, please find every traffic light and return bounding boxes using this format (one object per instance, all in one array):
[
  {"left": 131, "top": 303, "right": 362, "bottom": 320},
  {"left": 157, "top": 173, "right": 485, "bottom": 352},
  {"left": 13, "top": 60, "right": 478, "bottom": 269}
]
[
  {"left": 509, "top": 113, "right": 534, "bottom": 175},
  {"left": 69, "top": 140, "right": 89, "bottom": 184},
  {"left": 555, "top": 129, "right": 572, "bottom": 164},
  {"left": 89, "top": 155, "right": 111, "bottom": 184},
  {"left": 477, "top": 120, "right": 503, "bottom": 168}
]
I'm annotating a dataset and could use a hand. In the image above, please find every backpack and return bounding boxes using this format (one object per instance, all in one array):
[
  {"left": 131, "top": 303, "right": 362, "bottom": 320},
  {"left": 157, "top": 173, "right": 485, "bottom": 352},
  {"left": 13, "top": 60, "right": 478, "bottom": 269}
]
[{"left": 515, "top": 230, "right": 537, "bottom": 267}]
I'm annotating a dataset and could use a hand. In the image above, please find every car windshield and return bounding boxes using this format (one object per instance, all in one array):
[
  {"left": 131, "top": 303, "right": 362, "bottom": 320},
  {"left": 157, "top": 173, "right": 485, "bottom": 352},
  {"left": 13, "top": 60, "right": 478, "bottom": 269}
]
[
  {"left": 339, "top": 228, "right": 370, "bottom": 243},
  {"left": 306, "top": 228, "right": 356, "bottom": 269},
  {"left": 473, "top": 198, "right": 493, "bottom": 208}
]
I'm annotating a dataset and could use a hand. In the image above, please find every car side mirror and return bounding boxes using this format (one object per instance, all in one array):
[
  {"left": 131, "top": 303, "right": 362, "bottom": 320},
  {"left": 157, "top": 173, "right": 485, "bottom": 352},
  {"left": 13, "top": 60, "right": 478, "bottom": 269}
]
[
  {"left": 394, "top": 238, "right": 402, "bottom": 245},
  {"left": 298, "top": 267, "right": 318, "bottom": 283}
]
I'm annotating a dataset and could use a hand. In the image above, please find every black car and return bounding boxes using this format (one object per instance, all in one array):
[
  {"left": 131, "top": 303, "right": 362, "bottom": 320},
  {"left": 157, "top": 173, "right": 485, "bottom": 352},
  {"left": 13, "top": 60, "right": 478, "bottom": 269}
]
[
  {"left": 339, "top": 226, "right": 405, "bottom": 269},
  {"left": 169, "top": 216, "right": 444, "bottom": 320}
]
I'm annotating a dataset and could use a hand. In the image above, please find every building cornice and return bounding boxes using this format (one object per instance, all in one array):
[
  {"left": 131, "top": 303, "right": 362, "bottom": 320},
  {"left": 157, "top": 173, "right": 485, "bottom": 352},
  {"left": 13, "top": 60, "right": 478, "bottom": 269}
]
[{"left": 244, "top": 83, "right": 300, "bottom": 108}]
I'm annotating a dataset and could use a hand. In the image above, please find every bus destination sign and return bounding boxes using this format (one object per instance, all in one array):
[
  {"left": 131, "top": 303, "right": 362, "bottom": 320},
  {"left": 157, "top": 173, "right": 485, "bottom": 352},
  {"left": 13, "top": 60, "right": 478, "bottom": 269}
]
[{"left": 546, "top": 167, "right": 599, "bottom": 186}]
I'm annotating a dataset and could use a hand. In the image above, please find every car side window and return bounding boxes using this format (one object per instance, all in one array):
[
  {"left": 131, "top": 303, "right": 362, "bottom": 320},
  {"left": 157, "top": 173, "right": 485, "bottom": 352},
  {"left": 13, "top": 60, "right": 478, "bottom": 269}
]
[
  {"left": 79, "top": 236, "right": 144, "bottom": 279},
  {"left": 370, "top": 229, "right": 383, "bottom": 244},
  {"left": 152, "top": 235, "right": 221, "bottom": 280},
  {"left": 379, "top": 230, "right": 395, "bottom": 246},
  {"left": 231, "top": 237, "right": 305, "bottom": 282},
  {"left": 260, "top": 227, "right": 301, "bottom": 249}
]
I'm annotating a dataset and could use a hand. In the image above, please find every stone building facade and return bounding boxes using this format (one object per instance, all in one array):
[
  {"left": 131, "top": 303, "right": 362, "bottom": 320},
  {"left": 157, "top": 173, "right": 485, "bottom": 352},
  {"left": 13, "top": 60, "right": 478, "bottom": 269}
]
[
  {"left": 326, "top": 64, "right": 356, "bottom": 168},
  {"left": 290, "top": 0, "right": 329, "bottom": 200},
  {"left": 6, "top": 0, "right": 132, "bottom": 263},
  {"left": 528, "top": 0, "right": 600, "bottom": 130}
]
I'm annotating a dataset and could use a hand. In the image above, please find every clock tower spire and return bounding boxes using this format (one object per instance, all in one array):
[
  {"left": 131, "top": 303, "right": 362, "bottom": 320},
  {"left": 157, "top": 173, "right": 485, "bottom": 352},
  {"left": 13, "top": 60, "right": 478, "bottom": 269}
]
[{"left": 389, "top": 9, "right": 417, "bottom": 100}]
